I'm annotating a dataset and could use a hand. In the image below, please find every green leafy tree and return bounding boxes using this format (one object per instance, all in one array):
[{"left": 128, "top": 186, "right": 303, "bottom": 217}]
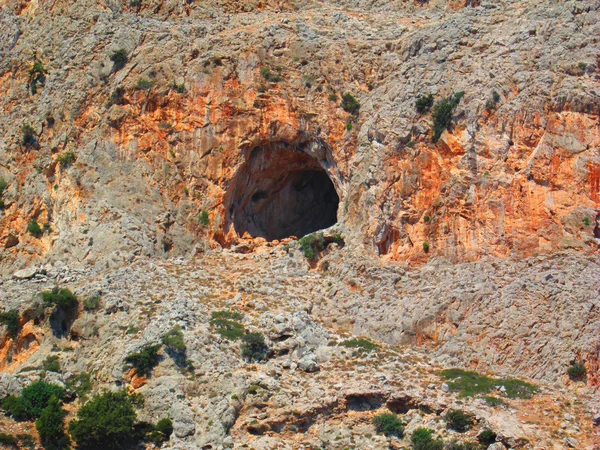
[
  {"left": 35, "top": 396, "right": 69, "bottom": 449},
  {"left": 69, "top": 391, "right": 138, "bottom": 450}
]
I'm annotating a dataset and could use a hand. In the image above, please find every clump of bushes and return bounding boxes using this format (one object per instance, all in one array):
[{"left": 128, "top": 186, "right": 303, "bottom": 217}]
[
  {"left": 56, "top": 151, "right": 75, "bottom": 168},
  {"left": 27, "top": 219, "right": 43, "bottom": 238},
  {"left": 21, "top": 124, "right": 37, "bottom": 147},
  {"left": 241, "top": 332, "right": 268, "bottom": 362},
  {"left": 431, "top": 91, "right": 464, "bottom": 142},
  {"left": 415, "top": 93, "right": 434, "bottom": 114},
  {"left": 1, "top": 381, "right": 65, "bottom": 421},
  {"left": 149, "top": 418, "right": 173, "bottom": 444},
  {"left": 445, "top": 409, "right": 474, "bottom": 432},
  {"left": 42, "top": 355, "right": 61, "bottom": 373},
  {"left": 41, "top": 287, "right": 79, "bottom": 310},
  {"left": 260, "top": 67, "right": 282, "bottom": 83},
  {"left": 299, "top": 232, "right": 326, "bottom": 261},
  {"left": 341, "top": 92, "right": 360, "bottom": 114},
  {"left": 411, "top": 427, "right": 444, "bottom": 450},
  {"left": 35, "top": 396, "right": 70, "bottom": 449},
  {"left": 440, "top": 368, "right": 537, "bottom": 399},
  {"left": 372, "top": 412, "right": 404, "bottom": 437},
  {"left": 210, "top": 317, "right": 246, "bottom": 340},
  {"left": 0, "top": 309, "right": 19, "bottom": 338},
  {"left": 339, "top": 338, "right": 378, "bottom": 353},
  {"left": 125, "top": 343, "right": 162, "bottom": 377},
  {"left": 110, "top": 49, "right": 128, "bottom": 71},
  {"left": 567, "top": 360, "right": 587, "bottom": 381},
  {"left": 478, "top": 429, "right": 497, "bottom": 446}
]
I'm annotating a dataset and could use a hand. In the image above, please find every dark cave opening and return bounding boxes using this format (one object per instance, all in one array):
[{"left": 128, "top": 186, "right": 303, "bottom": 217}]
[{"left": 227, "top": 142, "right": 339, "bottom": 242}]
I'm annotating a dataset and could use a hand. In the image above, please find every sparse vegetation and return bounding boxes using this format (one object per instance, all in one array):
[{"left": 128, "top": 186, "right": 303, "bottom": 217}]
[
  {"left": 583, "top": 217, "right": 591, "bottom": 226},
  {"left": 341, "top": 92, "right": 360, "bottom": 114},
  {"left": 372, "top": 413, "right": 404, "bottom": 437},
  {"left": 172, "top": 81, "right": 185, "bottom": 93},
  {"left": 211, "top": 310, "right": 244, "bottom": 321},
  {"left": 21, "top": 124, "right": 37, "bottom": 147},
  {"left": 136, "top": 78, "right": 153, "bottom": 90},
  {"left": 299, "top": 232, "right": 325, "bottom": 261},
  {"left": 67, "top": 372, "right": 93, "bottom": 400},
  {"left": 431, "top": 92, "right": 464, "bottom": 142},
  {"left": 162, "top": 325, "right": 186, "bottom": 359},
  {"left": 328, "top": 93, "right": 338, "bottom": 101},
  {"left": 0, "top": 309, "right": 19, "bottom": 338},
  {"left": 110, "top": 49, "right": 128, "bottom": 71},
  {"left": 440, "top": 368, "right": 537, "bottom": 399},
  {"left": 415, "top": 93, "right": 434, "bottom": 114},
  {"left": 567, "top": 360, "right": 587, "bottom": 381},
  {"left": 83, "top": 295, "right": 101, "bottom": 311},
  {"left": 28, "top": 60, "right": 48, "bottom": 94},
  {"left": 125, "top": 343, "right": 162, "bottom": 376},
  {"left": 445, "top": 409, "right": 474, "bottom": 432},
  {"left": 42, "top": 355, "right": 61, "bottom": 373},
  {"left": 346, "top": 120, "right": 353, "bottom": 131},
  {"left": 260, "top": 67, "right": 282, "bottom": 83},
  {"left": 423, "top": 242, "right": 429, "bottom": 252},
  {"left": 339, "top": 338, "right": 378, "bottom": 353},
  {"left": 210, "top": 317, "right": 246, "bottom": 340},
  {"left": 0, "top": 178, "right": 7, "bottom": 209},
  {"left": 241, "top": 332, "right": 268, "bottom": 362},
  {"left": 481, "top": 396, "right": 506, "bottom": 407},
  {"left": 486, "top": 90, "right": 501, "bottom": 110},
  {"left": 56, "top": 151, "right": 75, "bottom": 168},
  {"left": 27, "top": 219, "right": 43, "bottom": 238}
]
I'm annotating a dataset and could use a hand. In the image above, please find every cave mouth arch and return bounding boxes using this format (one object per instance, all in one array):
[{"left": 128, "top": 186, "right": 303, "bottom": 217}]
[{"left": 226, "top": 141, "right": 339, "bottom": 242}]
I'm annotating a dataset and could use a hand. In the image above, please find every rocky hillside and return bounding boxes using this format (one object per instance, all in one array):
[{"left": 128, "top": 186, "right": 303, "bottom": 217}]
[{"left": 0, "top": 0, "right": 599, "bottom": 448}]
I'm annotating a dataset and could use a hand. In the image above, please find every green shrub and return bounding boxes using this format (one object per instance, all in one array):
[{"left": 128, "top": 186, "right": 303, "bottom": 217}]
[
  {"left": 36, "top": 396, "right": 69, "bottom": 449},
  {"left": 172, "top": 81, "right": 185, "bottom": 93},
  {"left": 152, "top": 418, "right": 173, "bottom": 442},
  {"left": 486, "top": 90, "right": 501, "bottom": 110},
  {"left": 260, "top": 67, "right": 282, "bottom": 83},
  {"left": 0, "top": 178, "right": 7, "bottom": 209},
  {"left": 162, "top": 326, "right": 186, "bottom": 355},
  {"left": 0, "top": 433, "right": 17, "bottom": 446},
  {"left": 241, "top": 332, "right": 268, "bottom": 362},
  {"left": 341, "top": 93, "right": 360, "bottom": 114},
  {"left": 41, "top": 287, "right": 79, "bottom": 310},
  {"left": 136, "top": 78, "right": 153, "bottom": 90},
  {"left": 478, "top": 429, "right": 497, "bottom": 446},
  {"left": 415, "top": 93, "right": 434, "bottom": 114},
  {"left": 339, "top": 338, "right": 378, "bottom": 353},
  {"left": 1, "top": 395, "right": 28, "bottom": 421},
  {"left": 83, "top": 295, "right": 101, "bottom": 311},
  {"left": 210, "top": 318, "right": 245, "bottom": 340},
  {"left": 211, "top": 310, "right": 244, "bottom": 321},
  {"left": 21, "top": 124, "right": 37, "bottom": 147},
  {"left": 17, "top": 434, "right": 35, "bottom": 449},
  {"left": 481, "top": 396, "right": 506, "bottom": 407},
  {"left": 199, "top": 210, "right": 210, "bottom": 226},
  {"left": 567, "top": 361, "right": 587, "bottom": 381},
  {"left": 346, "top": 120, "right": 353, "bottom": 131},
  {"left": 446, "top": 441, "right": 483, "bottom": 450},
  {"left": 411, "top": 428, "right": 444, "bottom": 450},
  {"left": 441, "top": 368, "right": 537, "bottom": 399},
  {"left": 125, "top": 343, "right": 162, "bottom": 376},
  {"left": 42, "top": 355, "right": 61, "bottom": 373},
  {"left": 372, "top": 412, "right": 404, "bottom": 437},
  {"left": 110, "top": 49, "right": 128, "bottom": 71},
  {"left": 328, "top": 93, "right": 338, "bottom": 101},
  {"left": 56, "top": 151, "right": 75, "bottom": 168},
  {"left": 423, "top": 242, "right": 429, "bottom": 252},
  {"left": 446, "top": 409, "right": 474, "bottom": 432},
  {"left": 4, "top": 381, "right": 67, "bottom": 420},
  {"left": 0, "top": 309, "right": 19, "bottom": 338},
  {"left": 431, "top": 92, "right": 464, "bottom": 142},
  {"left": 69, "top": 391, "right": 139, "bottom": 450},
  {"left": 299, "top": 232, "right": 325, "bottom": 261},
  {"left": 28, "top": 61, "right": 47, "bottom": 94}
]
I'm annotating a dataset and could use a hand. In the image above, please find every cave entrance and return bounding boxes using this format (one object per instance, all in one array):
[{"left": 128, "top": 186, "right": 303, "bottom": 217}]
[{"left": 227, "top": 141, "right": 339, "bottom": 242}]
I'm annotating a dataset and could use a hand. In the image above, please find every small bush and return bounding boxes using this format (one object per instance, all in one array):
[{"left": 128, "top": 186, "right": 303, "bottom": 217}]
[
  {"left": 0, "top": 309, "right": 19, "bottom": 338},
  {"left": 162, "top": 326, "right": 186, "bottom": 355},
  {"left": 415, "top": 93, "right": 434, "bottom": 114},
  {"left": 431, "top": 92, "right": 464, "bottom": 142},
  {"left": 125, "top": 343, "right": 162, "bottom": 376},
  {"left": 107, "top": 87, "right": 125, "bottom": 107},
  {"left": 481, "top": 396, "right": 506, "bottom": 407},
  {"left": 152, "top": 418, "right": 173, "bottom": 442},
  {"left": 299, "top": 232, "right": 326, "bottom": 261},
  {"left": 83, "top": 295, "right": 101, "bottom": 311},
  {"left": 241, "top": 332, "right": 268, "bottom": 362},
  {"left": 211, "top": 310, "right": 244, "bottom": 321},
  {"left": 110, "top": 49, "right": 128, "bottom": 71},
  {"left": 21, "top": 125, "right": 37, "bottom": 147},
  {"left": 328, "top": 93, "right": 338, "bottom": 101},
  {"left": 411, "top": 428, "right": 444, "bottom": 450},
  {"left": 0, "top": 178, "right": 7, "bottom": 209},
  {"left": 341, "top": 92, "right": 360, "bottom": 114},
  {"left": 56, "top": 151, "right": 75, "bottom": 168},
  {"left": 423, "top": 242, "right": 429, "bottom": 252},
  {"left": 446, "top": 409, "right": 474, "bottom": 432},
  {"left": 372, "top": 413, "right": 404, "bottom": 437},
  {"left": 210, "top": 318, "right": 245, "bottom": 340},
  {"left": 136, "top": 78, "right": 153, "bottom": 90},
  {"left": 339, "top": 338, "right": 378, "bottom": 353},
  {"left": 1, "top": 395, "right": 28, "bottom": 421},
  {"left": 67, "top": 372, "right": 93, "bottom": 399},
  {"left": 478, "top": 429, "right": 497, "bottom": 446},
  {"left": 69, "top": 391, "right": 139, "bottom": 450},
  {"left": 41, "top": 287, "right": 79, "bottom": 310},
  {"left": 42, "top": 355, "right": 61, "bottom": 373},
  {"left": 567, "top": 361, "right": 587, "bottom": 381},
  {"left": 440, "top": 368, "right": 537, "bottom": 399},
  {"left": 346, "top": 120, "right": 353, "bottom": 131},
  {"left": 28, "top": 61, "right": 47, "bottom": 94},
  {"left": 0, "top": 433, "right": 17, "bottom": 446},
  {"left": 172, "top": 81, "right": 185, "bottom": 93},
  {"left": 199, "top": 210, "right": 210, "bottom": 226},
  {"left": 27, "top": 219, "right": 42, "bottom": 238},
  {"left": 446, "top": 441, "right": 482, "bottom": 450},
  {"left": 36, "top": 396, "right": 69, "bottom": 449},
  {"left": 260, "top": 67, "right": 282, "bottom": 83}
]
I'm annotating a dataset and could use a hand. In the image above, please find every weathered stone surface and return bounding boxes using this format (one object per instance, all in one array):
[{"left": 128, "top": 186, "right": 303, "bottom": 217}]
[{"left": 12, "top": 267, "right": 37, "bottom": 280}]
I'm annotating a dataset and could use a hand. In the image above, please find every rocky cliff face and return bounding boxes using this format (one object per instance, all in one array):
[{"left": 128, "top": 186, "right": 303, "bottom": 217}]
[{"left": 0, "top": 0, "right": 599, "bottom": 448}]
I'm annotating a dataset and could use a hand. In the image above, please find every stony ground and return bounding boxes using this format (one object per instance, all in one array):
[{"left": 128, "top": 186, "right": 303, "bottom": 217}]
[{"left": 1, "top": 243, "right": 599, "bottom": 449}]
